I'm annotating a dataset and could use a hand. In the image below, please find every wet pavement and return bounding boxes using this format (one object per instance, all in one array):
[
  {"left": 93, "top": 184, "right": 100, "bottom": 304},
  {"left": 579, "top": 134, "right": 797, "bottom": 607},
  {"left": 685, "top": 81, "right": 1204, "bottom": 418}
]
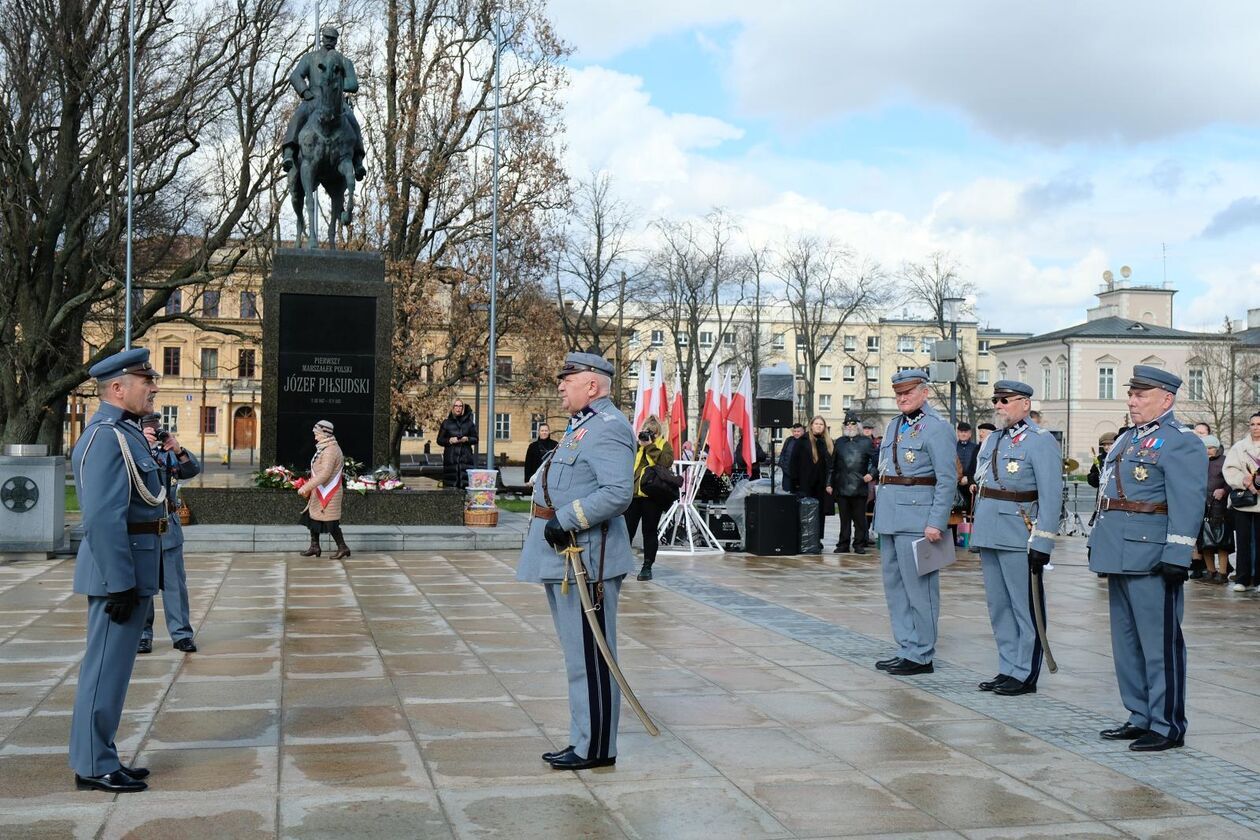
[{"left": 2, "top": 535, "right": 1260, "bottom": 838}]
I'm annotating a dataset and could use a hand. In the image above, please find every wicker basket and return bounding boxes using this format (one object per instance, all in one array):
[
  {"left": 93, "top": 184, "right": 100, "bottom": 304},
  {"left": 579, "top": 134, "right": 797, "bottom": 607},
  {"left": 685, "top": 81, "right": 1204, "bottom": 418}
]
[
  {"left": 464, "top": 508, "right": 499, "bottom": 527},
  {"left": 176, "top": 501, "right": 191, "bottom": 526}
]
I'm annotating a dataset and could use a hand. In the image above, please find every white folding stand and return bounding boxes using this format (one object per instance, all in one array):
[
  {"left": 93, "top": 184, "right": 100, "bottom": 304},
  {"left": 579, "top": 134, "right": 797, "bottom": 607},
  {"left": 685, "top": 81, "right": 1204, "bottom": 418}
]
[{"left": 657, "top": 459, "right": 724, "bottom": 555}]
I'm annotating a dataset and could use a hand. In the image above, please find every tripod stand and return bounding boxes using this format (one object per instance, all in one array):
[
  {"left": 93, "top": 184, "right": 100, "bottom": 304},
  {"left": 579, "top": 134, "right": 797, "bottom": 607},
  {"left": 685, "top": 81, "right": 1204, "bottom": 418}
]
[{"left": 1058, "top": 480, "right": 1090, "bottom": 536}]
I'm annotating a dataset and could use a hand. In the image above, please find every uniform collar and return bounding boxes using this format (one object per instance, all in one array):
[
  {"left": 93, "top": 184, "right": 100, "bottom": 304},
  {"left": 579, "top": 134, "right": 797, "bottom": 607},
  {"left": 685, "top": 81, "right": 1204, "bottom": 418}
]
[
  {"left": 901, "top": 409, "right": 925, "bottom": 426},
  {"left": 1008, "top": 419, "right": 1029, "bottom": 438},
  {"left": 1133, "top": 409, "right": 1174, "bottom": 440}
]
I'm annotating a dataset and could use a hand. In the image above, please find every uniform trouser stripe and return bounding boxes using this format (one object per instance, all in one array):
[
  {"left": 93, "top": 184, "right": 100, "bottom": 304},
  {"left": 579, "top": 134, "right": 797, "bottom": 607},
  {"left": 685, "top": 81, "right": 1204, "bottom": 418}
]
[
  {"left": 1163, "top": 583, "right": 1187, "bottom": 741},
  {"left": 579, "top": 584, "right": 614, "bottom": 760},
  {"left": 1025, "top": 573, "right": 1045, "bottom": 686}
]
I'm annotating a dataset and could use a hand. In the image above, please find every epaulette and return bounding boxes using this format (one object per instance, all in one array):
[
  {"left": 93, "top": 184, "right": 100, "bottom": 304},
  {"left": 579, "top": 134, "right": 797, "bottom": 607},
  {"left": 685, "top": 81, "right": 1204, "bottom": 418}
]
[
  {"left": 1178, "top": 425, "right": 1197, "bottom": 434},
  {"left": 1034, "top": 427, "right": 1049, "bottom": 434}
]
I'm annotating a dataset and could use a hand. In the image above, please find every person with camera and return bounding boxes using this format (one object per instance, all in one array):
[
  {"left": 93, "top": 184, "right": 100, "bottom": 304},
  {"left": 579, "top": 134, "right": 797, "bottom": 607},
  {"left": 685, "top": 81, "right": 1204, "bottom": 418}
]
[
  {"left": 625, "top": 416, "right": 674, "bottom": 581},
  {"left": 1224, "top": 412, "right": 1260, "bottom": 590},
  {"left": 69, "top": 348, "right": 165, "bottom": 792},
  {"left": 137, "top": 413, "right": 201, "bottom": 655}
]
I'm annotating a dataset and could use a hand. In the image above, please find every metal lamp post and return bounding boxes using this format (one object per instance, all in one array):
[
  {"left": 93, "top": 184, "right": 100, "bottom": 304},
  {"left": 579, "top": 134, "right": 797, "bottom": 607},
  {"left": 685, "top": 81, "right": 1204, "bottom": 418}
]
[
  {"left": 485, "top": 10, "right": 502, "bottom": 471},
  {"left": 943, "top": 296, "right": 965, "bottom": 426}
]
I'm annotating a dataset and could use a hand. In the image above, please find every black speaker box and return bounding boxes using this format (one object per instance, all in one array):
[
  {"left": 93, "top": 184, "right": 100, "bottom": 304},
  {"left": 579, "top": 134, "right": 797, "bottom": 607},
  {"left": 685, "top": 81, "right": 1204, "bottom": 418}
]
[
  {"left": 756, "top": 398, "right": 793, "bottom": 429},
  {"left": 744, "top": 494, "right": 799, "bottom": 556}
]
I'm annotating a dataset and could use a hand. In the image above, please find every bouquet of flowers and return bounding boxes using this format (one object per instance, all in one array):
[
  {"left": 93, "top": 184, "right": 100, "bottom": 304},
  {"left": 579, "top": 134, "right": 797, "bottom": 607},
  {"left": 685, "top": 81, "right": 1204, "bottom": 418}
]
[
  {"left": 254, "top": 465, "right": 298, "bottom": 489},
  {"left": 347, "top": 464, "right": 404, "bottom": 494}
]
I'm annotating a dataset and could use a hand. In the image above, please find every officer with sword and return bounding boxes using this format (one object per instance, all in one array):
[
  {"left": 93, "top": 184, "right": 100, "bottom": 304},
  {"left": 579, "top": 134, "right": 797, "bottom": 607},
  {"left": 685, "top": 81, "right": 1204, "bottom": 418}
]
[
  {"left": 516, "top": 351, "right": 658, "bottom": 771},
  {"left": 971, "top": 380, "right": 1063, "bottom": 696}
]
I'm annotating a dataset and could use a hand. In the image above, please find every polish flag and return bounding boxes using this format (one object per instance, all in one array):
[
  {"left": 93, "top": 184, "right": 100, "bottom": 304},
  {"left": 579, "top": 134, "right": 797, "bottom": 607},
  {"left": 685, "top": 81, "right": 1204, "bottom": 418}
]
[
  {"left": 728, "top": 368, "right": 754, "bottom": 471},
  {"left": 668, "top": 367, "right": 686, "bottom": 457},
  {"left": 632, "top": 359, "right": 649, "bottom": 430},
  {"left": 646, "top": 357, "right": 666, "bottom": 423},
  {"left": 704, "top": 367, "right": 732, "bottom": 475}
]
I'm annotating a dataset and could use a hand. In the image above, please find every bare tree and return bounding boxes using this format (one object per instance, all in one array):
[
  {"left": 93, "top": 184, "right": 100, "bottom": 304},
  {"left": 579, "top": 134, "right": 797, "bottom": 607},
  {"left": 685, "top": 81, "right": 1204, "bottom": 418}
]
[
  {"left": 776, "top": 235, "right": 884, "bottom": 418},
  {"left": 0, "top": 0, "right": 299, "bottom": 448},
  {"left": 1187, "top": 321, "right": 1259, "bottom": 444},
  {"left": 899, "top": 251, "right": 985, "bottom": 424},
  {"left": 355, "top": 0, "right": 571, "bottom": 457}
]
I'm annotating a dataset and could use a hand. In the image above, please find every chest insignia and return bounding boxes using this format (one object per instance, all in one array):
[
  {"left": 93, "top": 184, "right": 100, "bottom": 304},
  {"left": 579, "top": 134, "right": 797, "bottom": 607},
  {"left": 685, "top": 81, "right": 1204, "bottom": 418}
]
[
  {"left": 573, "top": 428, "right": 588, "bottom": 442},
  {"left": 910, "top": 424, "right": 921, "bottom": 438},
  {"left": 1006, "top": 460, "right": 1020, "bottom": 474},
  {"left": 1133, "top": 465, "right": 1149, "bottom": 482},
  {"left": 904, "top": 450, "right": 916, "bottom": 463}
]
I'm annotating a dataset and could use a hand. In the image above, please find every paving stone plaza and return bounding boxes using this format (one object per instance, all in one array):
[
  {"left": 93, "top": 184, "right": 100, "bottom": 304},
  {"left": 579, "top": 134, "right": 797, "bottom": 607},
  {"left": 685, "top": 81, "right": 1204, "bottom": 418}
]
[{"left": 4, "top": 532, "right": 1260, "bottom": 838}]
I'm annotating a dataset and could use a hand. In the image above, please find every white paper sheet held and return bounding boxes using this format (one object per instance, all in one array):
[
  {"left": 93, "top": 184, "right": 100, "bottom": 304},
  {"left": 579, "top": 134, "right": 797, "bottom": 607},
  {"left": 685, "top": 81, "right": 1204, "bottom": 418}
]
[{"left": 913, "top": 537, "right": 956, "bottom": 576}]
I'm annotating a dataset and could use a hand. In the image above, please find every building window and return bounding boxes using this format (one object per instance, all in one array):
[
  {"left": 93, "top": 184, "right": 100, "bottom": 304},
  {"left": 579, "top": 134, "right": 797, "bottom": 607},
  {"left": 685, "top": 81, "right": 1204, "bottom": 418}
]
[
  {"left": 627, "top": 330, "right": 639, "bottom": 347},
  {"left": 818, "top": 394, "right": 832, "bottom": 412},
  {"left": 1187, "top": 368, "right": 1205, "bottom": 401},
  {"left": 161, "top": 406, "right": 179, "bottom": 433},
  {"left": 239, "top": 291, "right": 258, "bottom": 319},
  {"left": 722, "top": 331, "right": 736, "bottom": 347},
  {"left": 842, "top": 395, "right": 853, "bottom": 409},
  {"left": 978, "top": 339, "right": 991, "bottom": 355},
  {"left": 772, "top": 333, "right": 785, "bottom": 350},
  {"left": 1057, "top": 365, "right": 1068, "bottom": 400},
  {"left": 796, "top": 363, "right": 807, "bottom": 379},
  {"left": 699, "top": 331, "right": 714, "bottom": 348},
  {"left": 200, "top": 348, "right": 219, "bottom": 379},
  {"left": 978, "top": 369, "right": 990, "bottom": 385},
  {"left": 866, "top": 336, "right": 880, "bottom": 353},
  {"left": 676, "top": 333, "right": 689, "bottom": 346},
  {"left": 200, "top": 406, "right": 217, "bottom": 435},
  {"left": 1098, "top": 366, "right": 1115, "bottom": 400},
  {"left": 495, "top": 355, "right": 513, "bottom": 383},
  {"left": 819, "top": 364, "right": 833, "bottom": 382},
  {"left": 530, "top": 415, "right": 547, "bottom": 439},
  {"left": 866, "top": 365, "right": 879, "bottom": 383},
  {"left": 897, "top": 335, "right": 914, "bottom": 353},
  {"left": 162, "top": 347, "right": 181, "bottom": 376},
  {"left": 165, "top": 290, "right": 182, "bottom": 316},
  {"left": 896, "top": 365, "right": 916, "bottom": 373},
  {"left": 796, "top": 334, "right": 807, "bottom": 350},
  {"left": 843, "top": 335, "right": 857, "bottom": 352},
  {"left": 771, "top": 426, "right": 785, "bottom": 443},
  {"left": 920, "top": 336, "right": 934, "bottom": 353},
  {"left": 1042, "top": 367, "right": 1052, "bottom": 398},
  {"left": 203, "top": 290, "right": 220, "bottom": 319},
  {"left": 1253, "top": 374, "right": 1260, "bottom": 403},
  {"left": 842, "top": 365, "right": 856, "bottom": 382},
  {"left": 238, "top": 349, "right": 256, "bottom": 378},
  {"left": 494, "top": 412, "right": 510, "bottom": 441},
  {"left": 650, "top": 329, "right": 664, "bottom": 347}
]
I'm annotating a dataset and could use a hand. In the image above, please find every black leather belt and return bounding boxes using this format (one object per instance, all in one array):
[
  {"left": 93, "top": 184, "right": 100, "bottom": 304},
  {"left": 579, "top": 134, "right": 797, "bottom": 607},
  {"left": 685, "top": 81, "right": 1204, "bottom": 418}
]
[
  {"left": 880, "top": 476, "right": 935, "bottom": 487},
  {"left": 979, "top": 487, "right": 1037, "bottom": 503},
  {"left": 1099, "top": 497, "right": 1167, "bottom": 514},
  {"left": 532, "top": 503, "right": 556, "bottom": 520},
  {"left": 127, "top": 519, "right": 169, "bottom": 535}
]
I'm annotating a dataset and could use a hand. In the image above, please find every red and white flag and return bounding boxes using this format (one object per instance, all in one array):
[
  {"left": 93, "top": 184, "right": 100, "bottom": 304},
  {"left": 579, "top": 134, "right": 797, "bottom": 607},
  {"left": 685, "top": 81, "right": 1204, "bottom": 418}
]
[
  {"left": 632, "top": 359, "right": 649, "bottom": 431},
  {"left": 668, "top": 366, "right": 686, "bottom": 457},
  {"left": 646, "top": 357, "right": 666, "bottom": 423},
  {"left": 704, "top": 367, "right": 732, "bottom": 475},
  {"left": 728, "top": 368, "right": 754, "bottom": 471}
]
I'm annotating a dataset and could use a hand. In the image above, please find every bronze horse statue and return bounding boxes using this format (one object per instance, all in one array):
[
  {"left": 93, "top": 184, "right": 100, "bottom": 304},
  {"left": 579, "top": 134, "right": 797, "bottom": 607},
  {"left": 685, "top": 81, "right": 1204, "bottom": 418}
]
[{"left": 289, "top": 59, "right": 356, "bottom": 249}]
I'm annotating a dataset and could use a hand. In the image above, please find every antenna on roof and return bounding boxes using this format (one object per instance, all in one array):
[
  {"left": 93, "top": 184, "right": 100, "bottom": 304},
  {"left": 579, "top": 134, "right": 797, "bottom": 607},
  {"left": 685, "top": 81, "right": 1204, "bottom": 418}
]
[{"left": 1161, "top": 242, "right": 1167, "bottom": 285}]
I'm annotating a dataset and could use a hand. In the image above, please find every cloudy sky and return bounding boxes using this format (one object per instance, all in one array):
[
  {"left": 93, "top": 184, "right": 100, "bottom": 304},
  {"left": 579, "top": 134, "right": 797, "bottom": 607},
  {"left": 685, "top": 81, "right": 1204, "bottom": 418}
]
[{"left": 545, "top": 1, "right": 1260, "bottom": 335}]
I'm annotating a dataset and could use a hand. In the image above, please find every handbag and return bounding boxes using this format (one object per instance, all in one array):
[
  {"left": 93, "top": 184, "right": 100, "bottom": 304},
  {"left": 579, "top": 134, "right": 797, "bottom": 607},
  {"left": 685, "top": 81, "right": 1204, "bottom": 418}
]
[
  {"left": 640, "top": 464, "right": 682, "bottom": 505},
  {"left": 1200, "top": 514, "right": 1235, "bottom": 553},
  {"left": 1230, "top": 487, "right": 1258, "bottom": 509}
]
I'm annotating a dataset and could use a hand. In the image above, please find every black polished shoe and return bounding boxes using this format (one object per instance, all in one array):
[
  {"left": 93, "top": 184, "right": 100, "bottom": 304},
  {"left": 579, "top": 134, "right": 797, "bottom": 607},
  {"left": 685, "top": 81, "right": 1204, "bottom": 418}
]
[
  {"left": 636, "top": 564, "right": 653, "bottom": 581},
  {"left": 978, "top": 674, "right": 1011, "bottom": 691},
  {"left": 1100, "top": 723, "right": 1148, "bottom": 740},
  {"left": 118, "top": 764, "right": 150, "bottom": 780},
  {"left": 875, "top": 656, "right": 902, "bottom": 671},
  {"left": 1129, "top": 732, "right": 1184, "bottom": 752},
  {"left": 137, "top": 638, "right": 152, "bottom": 655},
  {"left": 993, "top": 679, "right": 1036, "bottom": 696},
  {"left": 854, "top": 545, "right": 867, "bottom": 555},
  {"left": 542, "top": 745, "right": 575, "bottom": 763},
  {"left": 887, "top": 659, "right": 934, "bottom": 676},
  {"left": 549, "top": 751, "right": 616, "bottom": 771},
  {"left": 75, "top": 770, "right": 147, "bottom": 793},
  {"left": 173, "top": 638, "right": 197, "bottom": 653},
  {"left": 833, "top": 544, "right": 849, "bottom": 554}
]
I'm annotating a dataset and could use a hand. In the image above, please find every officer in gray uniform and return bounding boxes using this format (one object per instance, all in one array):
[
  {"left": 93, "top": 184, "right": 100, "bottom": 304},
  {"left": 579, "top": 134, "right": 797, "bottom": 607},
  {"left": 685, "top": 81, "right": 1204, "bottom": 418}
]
[
  {"left": 69, "top": 348, "right": 167, "bottom": 793},
  {"left": 972, "top": 380, "right": 1062, "bottom": 696},
  {"left": 1090, "top": 365, "right": 1205, "bottom": 751},
  {"left": 137, "top": 413, "right": 201, "bottom": 655},
  {"left": 872, "top": 369, "right": 957, "bottom": 675},
  {"left": 517, "top": 351, "right": 636, "bottom": 770}
]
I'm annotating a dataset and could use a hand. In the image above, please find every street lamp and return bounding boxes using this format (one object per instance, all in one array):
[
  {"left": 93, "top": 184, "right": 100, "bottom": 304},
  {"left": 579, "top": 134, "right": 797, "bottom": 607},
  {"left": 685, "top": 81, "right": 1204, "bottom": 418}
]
[{"left": 942, "top": 296, "right": 965, "bottom": 426}]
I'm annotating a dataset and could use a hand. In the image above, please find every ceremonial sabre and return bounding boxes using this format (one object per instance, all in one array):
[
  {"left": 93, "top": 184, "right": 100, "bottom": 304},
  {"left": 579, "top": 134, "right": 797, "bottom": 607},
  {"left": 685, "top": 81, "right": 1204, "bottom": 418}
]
[
  {"left": 561, "top": 539, "right": 660, "bottom": 736},
  {"left": 1030, "top": 571, "right": 1057, "bottom": 673}
]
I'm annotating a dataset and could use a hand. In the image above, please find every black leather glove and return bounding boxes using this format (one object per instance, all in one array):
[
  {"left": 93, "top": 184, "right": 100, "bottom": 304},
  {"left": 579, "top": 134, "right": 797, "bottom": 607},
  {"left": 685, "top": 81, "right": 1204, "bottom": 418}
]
[
  {"left": 544, "top": 518, "right": 570, "bottom": 550},
  {"left": 1158, "top": 563, "right": 1188, "bottom": 585},
  {"left": 104, "top": 588, "right": 139, "bottom": 624},
  {"left": 1028, "top": 549, "right": 1050, "bottom": 575}
]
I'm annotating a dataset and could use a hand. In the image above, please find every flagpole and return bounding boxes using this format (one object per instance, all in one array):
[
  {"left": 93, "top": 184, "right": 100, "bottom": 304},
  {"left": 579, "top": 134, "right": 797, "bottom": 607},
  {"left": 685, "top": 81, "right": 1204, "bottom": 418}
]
[{"left": 123, "top": 0, "right": 136, "bottom": 349}]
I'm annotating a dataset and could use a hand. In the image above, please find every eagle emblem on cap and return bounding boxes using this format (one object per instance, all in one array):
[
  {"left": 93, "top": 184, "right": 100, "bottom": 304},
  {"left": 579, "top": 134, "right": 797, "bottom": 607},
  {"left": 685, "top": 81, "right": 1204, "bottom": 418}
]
[{"left": 1133, "top": 465, "right": 1149, "bottom": 482}]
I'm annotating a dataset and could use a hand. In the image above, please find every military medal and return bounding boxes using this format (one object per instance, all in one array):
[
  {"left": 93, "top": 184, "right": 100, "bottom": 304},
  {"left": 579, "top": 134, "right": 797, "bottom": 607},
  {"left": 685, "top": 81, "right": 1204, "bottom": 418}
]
[
  {"left": 905, "top": 450, "right": 916, "bottom": 463},
  {"left": 1133, "top": 465, "right": 1149, "bottom": 482},
  {"left": 1006, "top": 461, "right": 1020, "bottom": 474}
]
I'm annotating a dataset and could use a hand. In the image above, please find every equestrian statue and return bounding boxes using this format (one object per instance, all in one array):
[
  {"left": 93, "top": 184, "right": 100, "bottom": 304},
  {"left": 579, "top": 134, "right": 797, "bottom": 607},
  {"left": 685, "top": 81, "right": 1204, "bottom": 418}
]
[{"left": 282, "top": 26, "right": 367, "bottom": 249}]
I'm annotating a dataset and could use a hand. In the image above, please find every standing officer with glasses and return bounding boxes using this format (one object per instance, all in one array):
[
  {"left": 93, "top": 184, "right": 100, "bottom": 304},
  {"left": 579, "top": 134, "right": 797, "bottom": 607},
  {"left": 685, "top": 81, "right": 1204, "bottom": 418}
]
[
  {"left": 69, "top": 349, "right": 167, "bottom": 793},
  {"left": 1091, "top": 365, "right": 1206, "bottom": 752},
  {"left": 972, "top": 381, "right": 1062, "bottom": 696}
]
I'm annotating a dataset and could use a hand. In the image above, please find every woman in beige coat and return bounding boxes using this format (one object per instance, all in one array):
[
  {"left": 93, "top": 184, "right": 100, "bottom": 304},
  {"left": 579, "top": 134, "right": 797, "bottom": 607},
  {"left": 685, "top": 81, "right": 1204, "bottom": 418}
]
[{"left": 298, "top": 420, "right": 350, "bottom": 558}]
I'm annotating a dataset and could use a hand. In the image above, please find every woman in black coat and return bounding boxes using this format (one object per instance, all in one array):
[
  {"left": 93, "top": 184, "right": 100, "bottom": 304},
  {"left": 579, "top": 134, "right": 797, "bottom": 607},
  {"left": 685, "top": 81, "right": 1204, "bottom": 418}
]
[
  {"left": 791, "top": 415, "right": 834, "bottom": 550},
  {"left": 438, "top": 399, "right": 478, "bottom": 488},
  {"left": 523, "top": 422, "right": 558, "bottom": 484}
]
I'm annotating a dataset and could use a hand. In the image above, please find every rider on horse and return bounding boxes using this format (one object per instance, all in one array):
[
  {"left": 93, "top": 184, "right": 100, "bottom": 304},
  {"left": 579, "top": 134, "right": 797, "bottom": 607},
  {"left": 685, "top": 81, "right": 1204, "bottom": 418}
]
[{"left": 282, "top": 26, "right": 366, "bottom": 181}]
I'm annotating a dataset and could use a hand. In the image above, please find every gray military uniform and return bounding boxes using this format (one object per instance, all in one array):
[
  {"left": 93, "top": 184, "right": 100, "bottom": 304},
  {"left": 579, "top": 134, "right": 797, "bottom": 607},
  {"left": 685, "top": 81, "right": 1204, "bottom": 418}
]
[
  {"left": 872, "top": 402, "right": 956, "bottom": 664},
  {"left": 973, "top": 418, "right": 1062, "bottom": 686},
  {"left": 142, "top": 447, "right": 201, "bottom": 644},
  {"left": 517, "top": 395, "right": 636, "bottom": 761},
  {"left": 69, "top": 403, "right": 166, "bottom": 777},
  {"left": 1088, "top": 408, "right": 1205, "bottom": 741}
]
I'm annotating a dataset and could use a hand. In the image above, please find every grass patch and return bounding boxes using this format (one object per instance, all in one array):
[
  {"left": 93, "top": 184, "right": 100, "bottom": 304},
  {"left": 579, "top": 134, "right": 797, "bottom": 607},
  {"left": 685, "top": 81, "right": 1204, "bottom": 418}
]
[
  {"left": 496, "top": 498, "right": 532, "bottom": 513},
  {"left": 65, "top": 484, "right": 80, "bottom": 513}
]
